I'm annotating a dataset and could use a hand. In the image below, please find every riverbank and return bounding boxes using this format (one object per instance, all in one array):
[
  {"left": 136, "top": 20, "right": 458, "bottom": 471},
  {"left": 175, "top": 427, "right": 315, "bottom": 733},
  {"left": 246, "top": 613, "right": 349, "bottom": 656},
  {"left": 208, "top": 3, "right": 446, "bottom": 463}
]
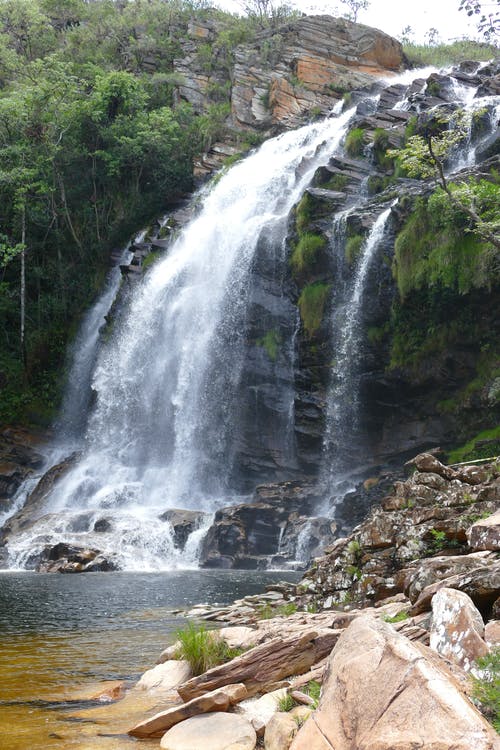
[{"left": 53, "top": 452, "right": 500, "bottom": 750}]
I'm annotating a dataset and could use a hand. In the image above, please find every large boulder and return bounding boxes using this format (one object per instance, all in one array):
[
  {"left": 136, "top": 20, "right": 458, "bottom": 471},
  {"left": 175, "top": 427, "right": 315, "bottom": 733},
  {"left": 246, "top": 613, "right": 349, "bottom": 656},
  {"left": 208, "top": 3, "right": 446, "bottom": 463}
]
[
  {"left": 290, "top": 615, "right": 500, "bottom": 750},
  {"left": 468, "top": 511, "right": 500, "bottom": 551},
  {"left": 159, "top": 712, "right": 256, "bottom": 750},
  {"left": 430, "top": 587, "right": 489, "bottom": 671}
]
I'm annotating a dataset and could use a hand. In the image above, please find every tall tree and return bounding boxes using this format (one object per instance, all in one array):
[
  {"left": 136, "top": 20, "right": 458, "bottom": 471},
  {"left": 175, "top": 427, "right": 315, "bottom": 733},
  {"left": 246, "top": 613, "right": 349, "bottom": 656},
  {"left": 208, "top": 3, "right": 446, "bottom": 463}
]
[{"left": 459, "top": 0, "right": 500, "bottom": 38}]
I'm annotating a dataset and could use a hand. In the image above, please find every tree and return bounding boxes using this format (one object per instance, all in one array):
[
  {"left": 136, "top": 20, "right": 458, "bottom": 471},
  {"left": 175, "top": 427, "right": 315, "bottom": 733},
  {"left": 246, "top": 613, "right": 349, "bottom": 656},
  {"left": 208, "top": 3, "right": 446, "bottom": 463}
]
[
  {"left": 398, "top": 25, "right": 414, "bottom": 44},
  {"left": 389, "top": 111, "right": 500, "bottom": 254},
  {"left": 459, "top": 0, "right": 500, "bottom": 39},
  {"left": 338, "top": 0, "right": 370, "bottom": 22}
]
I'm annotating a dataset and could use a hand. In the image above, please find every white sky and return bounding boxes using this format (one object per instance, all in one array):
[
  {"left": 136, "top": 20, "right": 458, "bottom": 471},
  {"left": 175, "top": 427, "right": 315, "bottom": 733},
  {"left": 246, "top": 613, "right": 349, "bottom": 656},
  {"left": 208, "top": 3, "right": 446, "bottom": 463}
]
[{"left": 214, "top": 0, "right": 485, "bottom": 43}]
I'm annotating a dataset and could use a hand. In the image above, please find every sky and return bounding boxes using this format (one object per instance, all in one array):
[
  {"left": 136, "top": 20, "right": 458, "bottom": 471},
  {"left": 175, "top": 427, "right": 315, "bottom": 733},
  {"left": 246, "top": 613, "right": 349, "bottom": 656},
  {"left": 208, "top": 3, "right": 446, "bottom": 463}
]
[{"left": 215, "top": 0, "right": 485, "bottom": 43}]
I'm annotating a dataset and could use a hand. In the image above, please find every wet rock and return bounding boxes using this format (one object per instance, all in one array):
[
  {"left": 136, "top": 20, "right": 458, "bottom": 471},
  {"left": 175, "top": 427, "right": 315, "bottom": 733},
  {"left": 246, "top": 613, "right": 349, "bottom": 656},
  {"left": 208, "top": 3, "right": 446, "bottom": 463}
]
[
  {"left": 159, "top": 509, "right": 209, "bottom": 550},
  {"left": 430, "top": 587, "right": 488, "bottom": 671}
]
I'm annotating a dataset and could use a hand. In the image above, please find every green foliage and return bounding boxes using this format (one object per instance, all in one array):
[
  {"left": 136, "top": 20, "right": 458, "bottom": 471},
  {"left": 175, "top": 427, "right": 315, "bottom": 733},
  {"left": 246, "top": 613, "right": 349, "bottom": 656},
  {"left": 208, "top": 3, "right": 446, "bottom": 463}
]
[
  {"left": 345, "top": 235, "right": 364, "bottom": 266},
  {"left": 471, "top": 649, "right": 500, "bottom": 733},
  {"left": 372, "top": 128, "right": 394, "bottom": 170},
  {"left": 276, "top": 692, "right": 297, "bottom": 712},
  {"left": 295, "top": 193, "right": 312, "bottom": 233},
  {"left": 174, "top": 622, "right": 241, "bottom": 676},
  {"left": 321, "top": 173, "right": 349, "bottom": 191},
  {"left": 257, "top": 328, "right": 281, "bottom": 361},
  {"left": 290, "top": 233, "right": 326, "bottom": 276},
  {"left": 403, "top": 39, "right": 498, "bottom": 67},
  {"left": 304, "top": 680, "right": 321, "bottom": 708},
  {"left": 345, "top": 127, "right": 366, "bottom": 158},
  {"left": 257, "top": 601, "right": 298, "bottom": 619},
  {"left": 382, "top": 610, "right": 410, "bottom": 623},
  {"left": 298, "top": 282, "right": 331, "bottom": 338},
  {"left": 393, "top": 190, "right": 499, "bottom": 300},
  {"left": 447, "top": 426, "right": 500, "bottom": 464}
]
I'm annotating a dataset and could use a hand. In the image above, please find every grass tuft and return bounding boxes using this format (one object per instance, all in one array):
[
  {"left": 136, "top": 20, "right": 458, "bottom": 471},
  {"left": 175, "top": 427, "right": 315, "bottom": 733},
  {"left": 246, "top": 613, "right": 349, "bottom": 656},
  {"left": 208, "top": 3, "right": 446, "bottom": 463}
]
[{"left": 174, "top": 622, "right": 241, "bottom": 676}]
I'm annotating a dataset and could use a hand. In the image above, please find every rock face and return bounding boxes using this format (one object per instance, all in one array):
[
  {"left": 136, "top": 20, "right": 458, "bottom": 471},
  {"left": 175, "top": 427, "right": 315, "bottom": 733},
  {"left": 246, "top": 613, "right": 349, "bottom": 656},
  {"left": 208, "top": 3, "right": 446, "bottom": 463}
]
[
  {"left": 199, "top": 481, "right": 336, "bottom": 569},
  {"left": 290, "top": 615, "right": 500, "bottom": 750},
  {"left": 0, "top": 427, "right": 46, "bottom": 522},
  {"left": 296, "top": 454, "right": 500, "bottom": 613},
  {"left": 230, "top": 16, "right": 403, "bottom": 132}
]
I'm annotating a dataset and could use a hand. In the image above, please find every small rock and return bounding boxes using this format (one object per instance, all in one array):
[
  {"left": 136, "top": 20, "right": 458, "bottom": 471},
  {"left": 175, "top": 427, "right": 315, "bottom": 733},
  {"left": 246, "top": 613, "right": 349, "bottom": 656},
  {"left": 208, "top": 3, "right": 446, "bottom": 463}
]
[{"left": 135, "top": 660, "right": 191, "bottom": 693}]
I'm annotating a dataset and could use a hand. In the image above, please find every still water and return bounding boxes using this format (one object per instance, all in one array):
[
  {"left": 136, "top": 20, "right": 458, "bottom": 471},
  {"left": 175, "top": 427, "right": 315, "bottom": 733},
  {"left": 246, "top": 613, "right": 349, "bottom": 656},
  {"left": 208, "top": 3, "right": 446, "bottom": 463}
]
[{"left": 0, "top": 570, "right": 299, "bottom": 749}]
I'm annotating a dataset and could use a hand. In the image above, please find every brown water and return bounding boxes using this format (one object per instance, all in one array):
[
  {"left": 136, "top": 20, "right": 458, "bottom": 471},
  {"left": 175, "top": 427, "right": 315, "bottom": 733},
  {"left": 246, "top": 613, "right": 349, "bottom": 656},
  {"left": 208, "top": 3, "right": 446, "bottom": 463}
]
[{"left": 0, "top": 570, "right": 299, "bottom": 749}]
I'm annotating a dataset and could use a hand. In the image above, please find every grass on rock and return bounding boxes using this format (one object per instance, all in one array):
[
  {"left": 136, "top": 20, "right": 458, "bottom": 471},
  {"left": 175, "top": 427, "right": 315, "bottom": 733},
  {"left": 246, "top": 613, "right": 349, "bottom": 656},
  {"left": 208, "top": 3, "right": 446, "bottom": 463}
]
[{"left": 174, "top": 622, "right": 241, "bottom": 675}]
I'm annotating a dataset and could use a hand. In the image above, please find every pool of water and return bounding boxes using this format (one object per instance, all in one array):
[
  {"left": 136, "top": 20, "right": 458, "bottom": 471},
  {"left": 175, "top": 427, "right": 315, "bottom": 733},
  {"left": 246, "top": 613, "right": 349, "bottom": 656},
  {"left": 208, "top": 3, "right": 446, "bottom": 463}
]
[{"left": 0, "top": 570, "right": 299, "bottom": 749}]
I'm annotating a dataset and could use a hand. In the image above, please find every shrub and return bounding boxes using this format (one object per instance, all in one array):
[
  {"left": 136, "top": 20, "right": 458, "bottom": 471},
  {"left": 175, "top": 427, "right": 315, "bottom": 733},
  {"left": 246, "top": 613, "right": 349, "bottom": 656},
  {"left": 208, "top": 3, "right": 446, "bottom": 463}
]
[
  {"left": 471, "top": 649, "right": 500, "bottom": 733},
  {"left": 174, "top": 622, "right": 240, "bottom": 675}
]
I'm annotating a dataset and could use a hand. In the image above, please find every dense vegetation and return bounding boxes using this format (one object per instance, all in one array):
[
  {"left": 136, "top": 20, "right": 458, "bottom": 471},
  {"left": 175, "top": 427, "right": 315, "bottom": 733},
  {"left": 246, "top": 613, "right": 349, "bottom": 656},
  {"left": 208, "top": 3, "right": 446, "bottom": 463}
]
[{"left": 0, "top": 0, "right": 256, "bottom": 425}]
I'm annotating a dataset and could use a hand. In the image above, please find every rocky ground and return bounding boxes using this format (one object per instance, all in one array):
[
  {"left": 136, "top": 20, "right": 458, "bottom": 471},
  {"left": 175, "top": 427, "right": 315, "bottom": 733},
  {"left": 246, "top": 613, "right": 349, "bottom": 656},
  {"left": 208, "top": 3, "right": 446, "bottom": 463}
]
[{"left": 67, "top": 452, "right": 499, "bottom": 749}]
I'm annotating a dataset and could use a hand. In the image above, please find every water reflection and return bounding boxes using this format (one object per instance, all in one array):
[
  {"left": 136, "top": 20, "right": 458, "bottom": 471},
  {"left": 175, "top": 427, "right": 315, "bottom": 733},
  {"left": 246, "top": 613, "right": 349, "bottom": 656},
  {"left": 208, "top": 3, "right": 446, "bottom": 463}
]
[{"left": 0, "top": 570, "right": 298, "bottom": 749}]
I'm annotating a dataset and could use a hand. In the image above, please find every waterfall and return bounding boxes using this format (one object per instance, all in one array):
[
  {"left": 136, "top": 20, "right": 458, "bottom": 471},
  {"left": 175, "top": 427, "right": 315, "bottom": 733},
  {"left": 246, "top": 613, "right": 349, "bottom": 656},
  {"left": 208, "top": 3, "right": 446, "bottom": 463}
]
[
  {"left": 5, "top": 62, "right": 498, "bottom": 571},
  {"left": 321, "top": 204, "right": 395, "bottom": 501},
  {"left": 6, "top": 109, "right": 356, "bottom": 571}
]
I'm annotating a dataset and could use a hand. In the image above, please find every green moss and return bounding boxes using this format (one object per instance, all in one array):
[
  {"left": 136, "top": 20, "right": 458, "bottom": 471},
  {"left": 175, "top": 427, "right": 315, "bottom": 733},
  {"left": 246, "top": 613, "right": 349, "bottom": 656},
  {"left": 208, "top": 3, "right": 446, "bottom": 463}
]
[
  {"left": 393, "top": 190, "right": 497, "bottom": 300},
  {"left": 295, "top": 193, "right": 313, "bottom": 234},
  {"left": 345, "top": 235, "right": 364, "bottom": 266},
  {"left": 447, "top": 426, "right": 500, "bottom": 464},
  {"left": 257, "top": 329, "right": 281, "bottom": 361},
  {"left": 298, "top": 282, "right": 331, "bottom": 338},
  {"left": 290, "top": 233, "right": 326, "bottom": 276},
  {"left": 372, "top": 128, "right": 394, "bottom": 170},
  {"left": 382, "top": 610, "right": 409, "bottom": 623},
  {"left": 322, "top": 173, "right": 349, "bottom": 191},
  {"left": 345, "top": 127, "right": 366, "bottom": 158}
]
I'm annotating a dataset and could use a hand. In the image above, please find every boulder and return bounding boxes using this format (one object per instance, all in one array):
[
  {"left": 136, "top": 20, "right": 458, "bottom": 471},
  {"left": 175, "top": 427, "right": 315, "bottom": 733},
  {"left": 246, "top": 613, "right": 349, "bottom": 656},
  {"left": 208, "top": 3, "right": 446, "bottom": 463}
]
[
  {"left": 159, "top": 712, "right": 256, "bottom": 750},
  {"left": 237, "top": 687, "right": 289, "bottom": 727},
  {"left": 403, "top": 552, "right": 495, "bottom": 602},
  {"left": 485, "top": 620, "right": 500, "bottom": 649},
  {"left": 135, "top": 660, "right": 191, "bottom": 693},
  {"left": 410, "top": 561, "right": 500, "bottom": 616},
  {"left": 430, "top": 587, "right": 489, "bottom": 671},
  {"left": 290, "top": 615, "right": 500, "bottom": 750},
  {"left": 129, "top": 683, "right": 247, "bottom": 738},
  {"left": 468, "top": 511, "right": 500, "bottom": 551},
  {"left": 264, "top": 711, "right": 300, "bottom": 750},
  {"left": 178, "top": 629, "right": 339, "bottom": 701}
]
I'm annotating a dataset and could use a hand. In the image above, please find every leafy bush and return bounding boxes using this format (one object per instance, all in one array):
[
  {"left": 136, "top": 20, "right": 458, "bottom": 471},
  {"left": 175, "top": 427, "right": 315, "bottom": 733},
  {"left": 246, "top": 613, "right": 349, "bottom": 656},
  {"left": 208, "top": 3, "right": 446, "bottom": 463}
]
[
  {"left": 471, "top": 649, "right": 500, "bottom": 733},
  {"left": 174, "top": 622, "right": 241, "bottom": 676}
]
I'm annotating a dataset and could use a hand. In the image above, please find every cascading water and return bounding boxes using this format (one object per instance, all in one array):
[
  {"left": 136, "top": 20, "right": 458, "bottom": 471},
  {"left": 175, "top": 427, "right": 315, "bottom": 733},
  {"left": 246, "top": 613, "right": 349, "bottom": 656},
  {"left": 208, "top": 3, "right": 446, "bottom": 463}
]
[
  {"left": 4, "top": 62, "right": 499, "bottom": 570},
  {"left": 6, "top": 109, "right": 357, "bottom": 571},
  {"left": 320, "top": 204, "right": 395, "bottom": 502}
]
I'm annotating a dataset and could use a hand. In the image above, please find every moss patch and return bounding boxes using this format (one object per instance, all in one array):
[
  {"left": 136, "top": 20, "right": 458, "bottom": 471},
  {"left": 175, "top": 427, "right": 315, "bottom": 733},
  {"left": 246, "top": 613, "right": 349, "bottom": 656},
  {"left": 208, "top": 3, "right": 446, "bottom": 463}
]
[
  {"left": 257, "top": 329, "right": 281, "bottom": 361},
  {"left": 298, "top": 282, "right": 331, "bottom": 338},
  {"left": 345, "top": 127, "right": 366, "bottom": 158},
  {"left": 290, "top": 233, "right": 326, "bottom": 277},
  {"left": 447, "top": 426, "right": 500, "bottom": 464}
]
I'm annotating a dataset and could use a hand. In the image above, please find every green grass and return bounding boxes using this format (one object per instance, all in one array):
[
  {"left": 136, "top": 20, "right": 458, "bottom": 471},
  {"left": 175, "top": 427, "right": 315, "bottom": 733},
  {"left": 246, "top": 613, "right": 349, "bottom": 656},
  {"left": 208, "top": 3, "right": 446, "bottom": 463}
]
[
  {"left": 257, "top": 602, "right": 298, "bottom": 620},
  {"left": 290, "top": 233, "right": 326, "bottom": 276},
  {"left": 403, "top": 40, "right": 498, "bottom": 68},
  {"left": 472, "top": 649, "right": 500, "bottom": 733},
  {"left": 345, "top": 235, "right": 364, "bottom": 266},
  {"left": 382, "top": 610, "right": 410, "bottom": 623},
  {"left": 298, "top": 282, "right": 331, "bottom": 338},
  {"left": 447, "top": 426, "right": 500, "bottom": 464},
  {"left": 345, "top": 127, "right": 366, "bottom": 158},
  {"left": 174, "top": 622, "right": 241, "bottom": 676},
  {"left": 305, "top": 680, "right": 321, "bottom": 708},
  {"left": 276, "top": 692, "right": 297, "bottom": 712}
]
